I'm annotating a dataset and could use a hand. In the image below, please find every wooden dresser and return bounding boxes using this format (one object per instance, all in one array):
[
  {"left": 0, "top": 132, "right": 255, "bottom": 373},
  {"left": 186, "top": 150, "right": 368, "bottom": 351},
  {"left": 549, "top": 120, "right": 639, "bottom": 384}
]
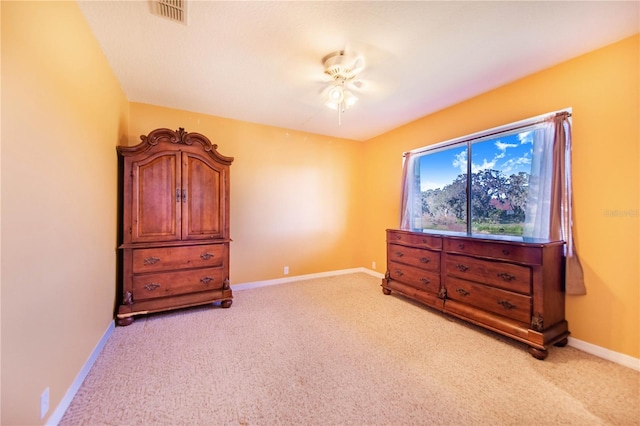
[
  {"left": 382, "top": 229, "right": 569, "bottom": 359},
  {"left": 116, "top": 128, "right": 234, "bottom": 325}
]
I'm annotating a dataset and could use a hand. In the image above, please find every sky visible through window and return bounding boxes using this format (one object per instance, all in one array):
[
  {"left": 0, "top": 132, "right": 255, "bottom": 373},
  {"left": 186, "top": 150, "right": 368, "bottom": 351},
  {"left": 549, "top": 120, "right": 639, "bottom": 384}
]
[{"left": 419, "top": 130, "right": 533, "bottom": 191}]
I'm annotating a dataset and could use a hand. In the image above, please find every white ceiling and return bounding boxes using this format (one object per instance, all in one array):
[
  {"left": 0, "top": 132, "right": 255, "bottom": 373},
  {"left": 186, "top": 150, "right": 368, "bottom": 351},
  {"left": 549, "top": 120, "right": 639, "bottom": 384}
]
[{"left": 78, "top": 1, "right": 639, "bottom": 141}]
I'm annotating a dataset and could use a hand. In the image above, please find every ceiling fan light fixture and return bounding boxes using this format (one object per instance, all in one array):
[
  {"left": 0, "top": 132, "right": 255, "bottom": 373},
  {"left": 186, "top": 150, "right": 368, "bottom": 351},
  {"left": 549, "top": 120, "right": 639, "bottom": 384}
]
[
  {"left": 328, "top": 85, "right": 344, "bottom": 104},
  {"left": 322, "top": 50, "right": 365, "bottom": 125}
]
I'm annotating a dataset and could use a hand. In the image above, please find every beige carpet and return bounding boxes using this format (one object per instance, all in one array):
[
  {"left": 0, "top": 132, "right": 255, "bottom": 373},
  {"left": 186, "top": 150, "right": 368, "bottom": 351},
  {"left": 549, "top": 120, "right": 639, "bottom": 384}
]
[{"left": 60, "top": 273, "right": 639, "bottom": 425}]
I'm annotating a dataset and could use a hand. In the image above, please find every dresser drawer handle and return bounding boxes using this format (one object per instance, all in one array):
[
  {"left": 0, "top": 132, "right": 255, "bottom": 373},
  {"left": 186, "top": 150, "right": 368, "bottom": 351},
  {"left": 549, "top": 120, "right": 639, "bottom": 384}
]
[
  {"left": 458, "top": 243, "right": 465, "bottom": 249},
  {"left": 498, "top": 300, "right": 516, "bottom": 310},
  {"left": 394, "top": 251, "right": 404, "bottom": 258},
  {"left": 497, "top": 272, "right": 516, "bottom": 282},
  {"left": 144, "top": 283, "right": 161, "bottom": 291},
  {"left": 394, "top": 269, "right": 404, "bottom": 277},
  {"left": 200, "top": 276, "right": 214, "bottom": 285},
  {"left": 200, "top": 252, "right": 215, "bottom": 260},
  {"left": 455, "top": 264, "right": 469, "bottom": 272},
  {"left": 420, "top": 278, "right": 431, "bottom": 285},
  {"left": 502, "top": 249, "right": 510, "bottom": 255},
  {"left": 419, "top": 257, "right": 430, "bottom": 264},
  {"left": 144, "top": 256, "right": 160, "bottom": 265},
  {"left": 456, "top": 288, "right": 470, "bottom": 297}
]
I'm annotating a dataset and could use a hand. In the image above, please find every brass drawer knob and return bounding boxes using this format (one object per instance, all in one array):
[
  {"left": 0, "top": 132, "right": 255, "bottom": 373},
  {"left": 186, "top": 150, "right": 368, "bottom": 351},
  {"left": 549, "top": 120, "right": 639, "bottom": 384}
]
[
  {"left": 497, "top": 272, "right": 516, "bottom": 282},
  {"left": 456, "top": 264, "right": 469, "bottom": 272},
  {"left": 498, "top": 300, "right": 516, "bottom": 310},
  {"left": 456, "top": 288, "right": 470, "bottom": 297}
]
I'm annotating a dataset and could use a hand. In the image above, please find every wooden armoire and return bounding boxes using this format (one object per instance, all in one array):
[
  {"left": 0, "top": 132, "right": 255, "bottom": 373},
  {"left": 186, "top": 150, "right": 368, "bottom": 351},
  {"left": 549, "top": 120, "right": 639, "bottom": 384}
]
[{"left": 116, "top": 128, "right": 234, "bottom": 326}]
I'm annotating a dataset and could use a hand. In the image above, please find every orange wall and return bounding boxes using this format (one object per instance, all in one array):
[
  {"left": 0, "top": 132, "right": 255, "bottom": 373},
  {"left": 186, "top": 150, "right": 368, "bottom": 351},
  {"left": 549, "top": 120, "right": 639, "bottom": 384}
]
[
  {"left": 1, "top": 2, "right": 129, "bottom": 425},
  {"left": 128, "top": 104, "right": 365, "bottom": 284},
  {"left": 362, "top": 35, "right": 640, "bottom": 359}
]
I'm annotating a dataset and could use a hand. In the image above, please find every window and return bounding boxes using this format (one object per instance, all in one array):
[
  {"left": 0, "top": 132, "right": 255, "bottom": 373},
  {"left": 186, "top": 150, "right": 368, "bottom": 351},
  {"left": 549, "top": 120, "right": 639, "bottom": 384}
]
[{"left": 401, "top": 110, "right": 570, "bottom": 241}]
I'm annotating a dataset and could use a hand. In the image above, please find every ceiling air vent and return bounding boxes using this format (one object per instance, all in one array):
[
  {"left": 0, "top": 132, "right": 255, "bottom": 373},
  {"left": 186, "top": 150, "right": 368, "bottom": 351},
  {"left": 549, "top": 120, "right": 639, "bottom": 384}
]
[{"left": 152, "top": 0, "right": 188, "bottom": 25}]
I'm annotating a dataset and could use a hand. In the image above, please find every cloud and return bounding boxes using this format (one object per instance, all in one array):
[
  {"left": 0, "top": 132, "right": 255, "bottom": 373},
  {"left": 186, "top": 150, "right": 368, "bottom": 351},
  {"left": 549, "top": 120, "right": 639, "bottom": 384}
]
[
  {"left": 452, "top": 150, "right": 467, "bottom": 174},
  {"left": 518, "top": 131, "right": 533, "bottom": 145}
]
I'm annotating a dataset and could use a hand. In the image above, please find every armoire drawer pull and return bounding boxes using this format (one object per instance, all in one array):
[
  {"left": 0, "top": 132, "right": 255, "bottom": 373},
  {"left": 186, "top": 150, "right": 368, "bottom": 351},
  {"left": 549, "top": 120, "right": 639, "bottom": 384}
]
[
  {"left": 394, "top": 269, "right": 404, "bottom": 277},
  {"left": 394, "top": 251, "right": 404, "bottom": 257},
  {"left": 176, "top": 188, "right": 180, "bottom": 203},
  {"left": 144, "top": 256, "right": 160, "bottom": 265},
  {"left": 497, "top": 272, "right": 516, "bottom": 281},
  {"left": 200, "top": 252, "right": 215, "bottom": 260},
  {"left": 200, "top": 276, "right": 214, "bottom": 284},
  {"left": 456, "top": 264, "right": 469, "bottom": 272},
  {"left": 498, "top": 300, "right": 516, "bottom": 310},
  {"left": 419, "top": 257, "right": 430, "bottom": 263},
  {"left": 458, "top": 243, "right": 465, "bottom": 249},
  {"left": 502, "top": 249, "right": 510, "bottom": 255},
  {"left": 456, "top": 288, "right": 470, "bottom": 297},
  {"left": 144, "top": 283, "right": 161, "bottom": 291},
  {"left": 420, "top": 278, "right": 431, "bottom": 285}
]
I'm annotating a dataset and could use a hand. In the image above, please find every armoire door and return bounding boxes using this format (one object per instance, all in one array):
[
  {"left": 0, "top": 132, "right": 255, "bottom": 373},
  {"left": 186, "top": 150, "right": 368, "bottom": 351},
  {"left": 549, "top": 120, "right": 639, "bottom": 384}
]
[
  {"left": 131, "top": 151, "right": 182, "bottom": 243},
  {"left": 182, "top": 152, "right": 224, "bottom": 240}
]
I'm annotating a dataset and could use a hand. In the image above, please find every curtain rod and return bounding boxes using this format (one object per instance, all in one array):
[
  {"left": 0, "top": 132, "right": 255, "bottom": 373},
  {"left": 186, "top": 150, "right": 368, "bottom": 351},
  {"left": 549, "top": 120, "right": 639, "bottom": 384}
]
[{"left": 403, "top": 110, "right": 571, "bottom": 158}]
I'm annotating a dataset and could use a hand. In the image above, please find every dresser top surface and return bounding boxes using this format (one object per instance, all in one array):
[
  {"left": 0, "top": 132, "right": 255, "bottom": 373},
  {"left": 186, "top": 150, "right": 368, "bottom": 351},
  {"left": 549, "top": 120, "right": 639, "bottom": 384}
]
[{"left": 388, "top": 229, "right": 564, "bottom": 246}]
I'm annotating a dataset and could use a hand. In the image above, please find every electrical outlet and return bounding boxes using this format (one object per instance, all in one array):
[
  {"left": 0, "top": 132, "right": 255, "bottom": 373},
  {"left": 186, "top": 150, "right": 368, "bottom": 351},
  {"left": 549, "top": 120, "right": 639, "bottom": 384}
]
[
  {"left": 40, "top": 387, "right": 50, "bottom": 419},
  {"left": 284, "top": 266, "right": 289, "bottom": 275},
  {"left": 372, "top": 261, "right": 376, "bottom": 270}
]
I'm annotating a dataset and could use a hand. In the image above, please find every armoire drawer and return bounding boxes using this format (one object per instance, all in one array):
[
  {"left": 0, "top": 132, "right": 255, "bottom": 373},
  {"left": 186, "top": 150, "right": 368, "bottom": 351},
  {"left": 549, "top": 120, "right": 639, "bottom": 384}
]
[
  {"left": 133, "top": 267, "right": 225, "bottom": 300},
  {"left": 132, "top": 244, "right": 224, "bottom": 273},
  {"left": 443, "top": 238, "right": 541, "bottom": 265},
  {"left": 445, "top": 276, "right": 532, "bottom": 324},
  {"left": 444, "top": 253, "right": 531, "bottom": 294},
  {"left": 388, "top": 261, "right": 440, "bottom": 294},
  {"left": 388, "top": 244, "right": 440, "bottom": 272}
]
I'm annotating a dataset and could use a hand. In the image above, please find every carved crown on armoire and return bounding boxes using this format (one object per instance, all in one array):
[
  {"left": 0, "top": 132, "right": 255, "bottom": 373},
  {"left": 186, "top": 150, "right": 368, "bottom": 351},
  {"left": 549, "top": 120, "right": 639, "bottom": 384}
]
[{"left": 116, "top": 127, "right": 233, "bottom": 325}]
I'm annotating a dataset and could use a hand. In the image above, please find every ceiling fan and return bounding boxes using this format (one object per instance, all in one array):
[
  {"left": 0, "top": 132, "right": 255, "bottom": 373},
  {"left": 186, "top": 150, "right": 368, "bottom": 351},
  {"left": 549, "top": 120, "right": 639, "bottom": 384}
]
[{"left": 321, "top": 50, "right": 366, "bottom": 124}]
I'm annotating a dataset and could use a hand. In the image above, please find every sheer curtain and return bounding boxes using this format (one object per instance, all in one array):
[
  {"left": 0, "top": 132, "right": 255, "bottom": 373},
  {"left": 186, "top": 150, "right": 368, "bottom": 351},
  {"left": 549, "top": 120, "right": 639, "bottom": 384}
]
[
  {"left": 522, "top": 113, "right": 585, "bottom": 294},
  {"left": 400, "top": 152, "right": 420, "bottom": 230}
]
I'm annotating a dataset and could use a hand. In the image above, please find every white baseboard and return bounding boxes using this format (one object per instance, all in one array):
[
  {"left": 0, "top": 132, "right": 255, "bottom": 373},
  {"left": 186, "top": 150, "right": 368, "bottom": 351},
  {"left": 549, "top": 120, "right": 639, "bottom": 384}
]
[
  {"left": 231, "top": 267, "right": 384, "bottom": 291},
  {"left": 568, "top": 337, "right": 640, "bottom": 371},
  {"left": 47, "top": 321, "right": 115, "bottom": 425}
]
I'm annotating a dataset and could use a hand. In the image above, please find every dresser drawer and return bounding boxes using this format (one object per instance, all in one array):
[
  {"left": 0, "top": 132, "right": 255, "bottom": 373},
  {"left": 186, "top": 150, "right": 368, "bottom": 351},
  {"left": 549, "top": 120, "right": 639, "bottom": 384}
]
[
  {"left": 133, "top": 267, "right": 225, "bottom": 300},
  {"left": 443, "top": 238, "right": 541, "bottom": 265},
  {"left": 132, "top": 244, "right": 224, "bottom": 273},
  {"left": 445, "top": 276, "right": 532, "bottom": 324},
  {"left": 444, "top": 253, "right": 531, "bottom": 294},
  {"left": 388, "top": 244, "right": 440, "bottom": 272},
  {"left": 388, "top": 261, "right": 440, "bottom": 294},
  {"left": 387, "top": 230, "right": 442, "bottom": 250}
]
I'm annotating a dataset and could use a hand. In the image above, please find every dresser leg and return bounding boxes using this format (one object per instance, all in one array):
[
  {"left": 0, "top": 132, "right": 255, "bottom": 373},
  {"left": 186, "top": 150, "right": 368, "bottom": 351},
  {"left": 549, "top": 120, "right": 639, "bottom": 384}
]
[
  {"left": 220, "top": 300, "right": 232, "bottom": 308},
  {"left": 117, "top": 316, "right": 134, "bottom": 326},
  {"left": 554, "top": 337, "right": 569, "bottom": 347},
  {"left": 528, "top": 347, "right": 548, "bottom": 360},
  {"left": 382, "top": 287, "right": 391, "bottom": 295}
]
